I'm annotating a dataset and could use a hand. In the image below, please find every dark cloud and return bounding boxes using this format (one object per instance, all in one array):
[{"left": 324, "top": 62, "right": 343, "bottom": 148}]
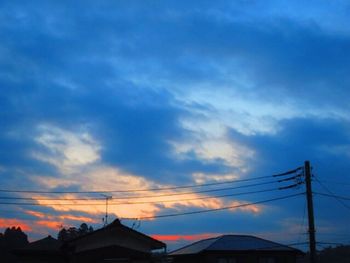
[
  {"left": 229, "top": 117, "right": 350, "bottom": 175},
  {"left": 1, "top": 0, "right": 349, "bottom": 108}
]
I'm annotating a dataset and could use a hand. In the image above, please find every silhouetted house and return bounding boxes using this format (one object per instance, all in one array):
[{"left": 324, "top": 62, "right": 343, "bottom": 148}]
[
  {"left": 14, "top": 220, "right": 165, "bottom": 263},
  {"left": 14, "top": 235, "right": 65, "bottom": 263},
  {"left": 64, "top": 219, "right": 166, "bottom": 263},
  {"left": 169, "top": 235, "right": 303, "bottom": 263}
]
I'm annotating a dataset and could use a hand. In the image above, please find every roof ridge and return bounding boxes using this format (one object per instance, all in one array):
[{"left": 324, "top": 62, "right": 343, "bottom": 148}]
[
  {"left": 30, "top": 235, "right": 58, "bottom": 244},
  {"left": 206, "top": 235, "right": 226, "bottom": 250}
]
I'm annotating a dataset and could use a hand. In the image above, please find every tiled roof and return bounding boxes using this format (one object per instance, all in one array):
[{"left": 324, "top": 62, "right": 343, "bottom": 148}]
[{"left": 169, "top": 235, "right": 300, "bottom": 255}]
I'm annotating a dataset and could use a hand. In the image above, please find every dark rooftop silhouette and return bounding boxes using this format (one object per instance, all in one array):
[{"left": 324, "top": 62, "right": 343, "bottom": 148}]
[
  {"left": 20, "top": 235, "right": 61, "bottom": 251},
  {"left": 170, "top": 235, "right": 302, "bottom": 255}
]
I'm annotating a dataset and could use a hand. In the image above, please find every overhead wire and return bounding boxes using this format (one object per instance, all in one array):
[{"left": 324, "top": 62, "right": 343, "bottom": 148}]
[
  {"left": 120, "top": 193, "right": 304, "bottom": 220},
  {"left": 0, "top": 168, "right": 303, "bottom": 196},
  {"left": 315, "top": 180, "right": 350, "bottom": 186},
  {"left": 0, "top": 167, "right": 303, "bottom": 222},
  {"left": 0, "top": 178, "right": 298, "bottom": 201},
  {"left": 297, "top": 198, "right": 307, "bottom": 245},
  {"left": 317, "top": 241, "right": 345, "bottom": 246},
  {"left": 0, "top": 168, "right": 303, "bottom": 211},
  {"left": 313, "top": 192, "right": 350, "bottom": 201},
  {"left": 0, "top": 187, "right": 288, "bottom": 206},
  {"left": 272, "top": 167, "right": 303, "bottom": 177},
  {"left": 0, "top": 175, "right": 274, "bottom": 194},
  {"left": 316, "top": 234, "right": 350, "bottom": 244},
  {"left": 313, "top": 175, "right": 350, "bottom": 211}
]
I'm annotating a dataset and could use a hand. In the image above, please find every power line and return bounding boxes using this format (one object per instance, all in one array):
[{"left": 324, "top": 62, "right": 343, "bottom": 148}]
[
  {"left": 0, "top": 196, "right": 106, "bottom": 201},
  {"left": 317, "top": 241, "right": 345, "bottom": 246},
  {"left": 297, "top": 199, "right": 307, "bottom": 245},
  {"left": 273, "top": 167, "right": 303, "bottom": 177},
  {"left": 0, "top": 175, "right": 275, "bottom": 194},
  {"left": 314, "top": 176, "right": 350, "bottom": 211},
  {"left": 316, "top": 234, "right": 350, "bottom": 244},
  {"left": 69, "top": 179, "right": 295, "bottom": 200},
  {"left": 313, "top": 192, "right": 350, "bottom": 201},
  {"left": 110, "top": 187, "right": 283, "bottom": 205},
  {"left": 121, "top": 193, "right": 304, "bottom": 220},
  {"left": 0, "top": 187, "right": 295, "bottom": 206},
  {"left": 38, "top": 189, "right": 281, "bottom": 204},
  {"left": 0, "top": 179, "right": 292, "bottom": 201},
  {"left": 278, "top": 175, "right": 301, "bottom": 183},
  {"left": 321, "top": 237, "right": 350, "bottom": 243},
  {"left": 316, "top": 180, "right": 350, "bottom": 186},
  {"left": 0, "top": 168, "right": 303, "bottom": 225}
]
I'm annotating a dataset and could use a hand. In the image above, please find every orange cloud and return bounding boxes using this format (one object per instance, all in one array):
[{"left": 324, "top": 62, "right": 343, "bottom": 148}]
[
  {"left": 151, "top": 233, "right": 220, "bottom": 242},
  {"left": 24, "top": 210, "right": 98, "bottom": 230},
  {"left": 36, "top": 220, "right": 63, "bottom": 230},
  {"left": 0, "top": 218, "right": 32, "bottom": 232},
  {"left": 228, "top": 201, "right": 261, "bottom": 214},
  {"left": 57, "top": 214, "right": 96, "bottom": 223},
  {"left": 31, "top": 166, "right": 263, "bottom": 221},
  {"left": 26, "top": 210, "right": 46, "bottom": 218}
]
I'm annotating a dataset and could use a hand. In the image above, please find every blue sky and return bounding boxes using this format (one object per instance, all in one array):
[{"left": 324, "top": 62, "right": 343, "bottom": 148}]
[{"left": 1, "top": 0, "right": 350, "bottom": 250}]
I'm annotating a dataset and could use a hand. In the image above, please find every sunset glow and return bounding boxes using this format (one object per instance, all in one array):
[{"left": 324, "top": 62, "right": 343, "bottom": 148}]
[{"left": 0, "top": 219, "right": 32, "bottom": 232}]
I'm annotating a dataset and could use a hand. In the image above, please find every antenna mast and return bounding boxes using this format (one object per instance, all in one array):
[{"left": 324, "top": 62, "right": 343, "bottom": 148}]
[{"left": 101, "top": 194, "right": 112, "bottom": 226}]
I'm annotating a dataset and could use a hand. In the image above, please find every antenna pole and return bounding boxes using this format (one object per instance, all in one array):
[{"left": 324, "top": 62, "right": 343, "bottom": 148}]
[{"left": 101, "top": 194, "right": 112, "bottom": 226}]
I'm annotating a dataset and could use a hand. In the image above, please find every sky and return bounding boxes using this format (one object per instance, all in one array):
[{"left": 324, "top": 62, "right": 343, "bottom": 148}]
[{"left": 1, "top": 0, "right": 350, "bottom": 251}]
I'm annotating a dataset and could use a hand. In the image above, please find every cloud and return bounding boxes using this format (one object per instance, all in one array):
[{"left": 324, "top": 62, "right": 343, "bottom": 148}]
[{"left": 32, "top": 124, "right": 101, "bottom": 173}]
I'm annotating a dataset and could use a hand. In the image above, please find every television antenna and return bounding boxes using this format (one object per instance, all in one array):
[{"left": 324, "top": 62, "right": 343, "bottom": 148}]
[{"left": 101, "top": 194, "right": 112, "bottom": 226}]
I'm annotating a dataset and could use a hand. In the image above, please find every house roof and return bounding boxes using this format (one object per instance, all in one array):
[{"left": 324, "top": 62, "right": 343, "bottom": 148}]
[
  {"left": 14, "top": 235, "right": 63, "bottom": 255},
  {"left": 21, "top": 235, "right": 61, "bottom": 251},
  {"left": 169, "top": 235, "right": 302, "bottom": 256},
  {"left": 67, "top": 219, "right": 165, "bottom": 250}
]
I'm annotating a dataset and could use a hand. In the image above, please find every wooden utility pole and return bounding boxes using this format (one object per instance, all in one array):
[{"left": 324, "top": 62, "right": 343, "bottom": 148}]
[{"left": 304, "top": 160, "right": 317, "bottom": 263}]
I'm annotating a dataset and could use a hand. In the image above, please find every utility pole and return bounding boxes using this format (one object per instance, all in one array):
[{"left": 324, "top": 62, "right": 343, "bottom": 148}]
[{"left": 304, "top": 161, "right": 317, "bottom": 263}]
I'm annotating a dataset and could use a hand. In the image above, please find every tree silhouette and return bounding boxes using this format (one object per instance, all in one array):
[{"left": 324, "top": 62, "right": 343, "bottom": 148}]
[
  {"left": 3, "top": 227, "right": 28, "bottom": 248},
  {"left": 0, "top": 226, "right": 28, "bottom": 263},
  {"left": 57, "top": 223, "right": 94, "bottom": 241}
]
